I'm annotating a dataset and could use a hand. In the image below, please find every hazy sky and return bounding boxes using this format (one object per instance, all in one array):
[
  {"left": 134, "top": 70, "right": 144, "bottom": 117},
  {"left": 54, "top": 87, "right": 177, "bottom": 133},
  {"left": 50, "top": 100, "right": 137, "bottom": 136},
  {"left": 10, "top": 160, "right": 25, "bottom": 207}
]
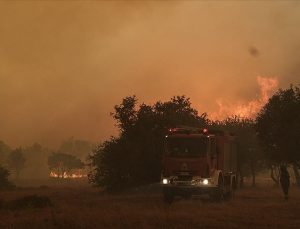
[{"left": 1, "top": 1, "right": 300, "bottom": 148}]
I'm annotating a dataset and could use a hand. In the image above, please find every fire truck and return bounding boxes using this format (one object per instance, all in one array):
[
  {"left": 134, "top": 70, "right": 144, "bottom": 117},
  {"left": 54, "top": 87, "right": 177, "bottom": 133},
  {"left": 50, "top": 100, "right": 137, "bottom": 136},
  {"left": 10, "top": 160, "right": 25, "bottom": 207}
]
[{"left": 161, "top": 126, "right": 237, "bottom": 203}]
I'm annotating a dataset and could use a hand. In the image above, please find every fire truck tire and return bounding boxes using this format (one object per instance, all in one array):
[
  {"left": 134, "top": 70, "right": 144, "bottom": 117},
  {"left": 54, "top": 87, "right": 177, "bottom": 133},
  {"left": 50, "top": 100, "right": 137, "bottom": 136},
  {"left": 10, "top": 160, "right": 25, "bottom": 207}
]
[
  {"left": 210, "top": 174, "right": 224, "bottom": 202},
  {"left": 224, "top": 176, "right": 236, "bottom": 200}
]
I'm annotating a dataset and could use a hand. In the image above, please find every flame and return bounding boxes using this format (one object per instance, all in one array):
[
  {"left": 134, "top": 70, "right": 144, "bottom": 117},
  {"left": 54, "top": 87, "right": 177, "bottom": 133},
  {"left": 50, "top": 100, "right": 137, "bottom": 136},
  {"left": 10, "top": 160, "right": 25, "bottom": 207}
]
[
  {"left": 257, "top": 76, "right": 278, "bottom": 103},
  {"left": 50, "top": 171, "right": 59, "bottom": 178},
  {"left": 210, "top": 76, "right": 278, "bottom": 120},
  {"left": 50, "top": 171, "right": 87, "bottom": 179}
]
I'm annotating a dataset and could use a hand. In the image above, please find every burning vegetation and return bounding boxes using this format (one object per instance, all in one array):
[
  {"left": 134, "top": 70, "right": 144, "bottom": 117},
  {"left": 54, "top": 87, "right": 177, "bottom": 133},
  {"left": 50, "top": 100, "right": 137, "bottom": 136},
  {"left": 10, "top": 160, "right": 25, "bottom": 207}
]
[
  {"left": 48, "top": 152, "right": 85, "bottom": 179},
  {"left": 49, "top": 170, "right": 87, "bottom": 179},
  {"left": 210, "top": 76, "right": 278, "bottom": 120}
]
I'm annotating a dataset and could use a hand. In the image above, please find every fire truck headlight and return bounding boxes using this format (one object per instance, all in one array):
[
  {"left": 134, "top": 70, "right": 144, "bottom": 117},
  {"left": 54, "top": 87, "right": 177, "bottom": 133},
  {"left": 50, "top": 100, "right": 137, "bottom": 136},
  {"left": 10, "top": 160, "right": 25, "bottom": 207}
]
[
  {"left": 162, "top": 178, "right": 168, "bottom": 184},
  {"left": 203, "top": 179, "right": 209, "bottom": 185}
]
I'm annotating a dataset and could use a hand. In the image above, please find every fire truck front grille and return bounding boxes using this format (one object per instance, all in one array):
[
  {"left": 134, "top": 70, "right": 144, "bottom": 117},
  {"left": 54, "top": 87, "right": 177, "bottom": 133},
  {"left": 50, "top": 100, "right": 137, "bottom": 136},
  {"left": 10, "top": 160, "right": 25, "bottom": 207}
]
[{"left": 177, "top": 175, "right": 193, "bottom": 181}]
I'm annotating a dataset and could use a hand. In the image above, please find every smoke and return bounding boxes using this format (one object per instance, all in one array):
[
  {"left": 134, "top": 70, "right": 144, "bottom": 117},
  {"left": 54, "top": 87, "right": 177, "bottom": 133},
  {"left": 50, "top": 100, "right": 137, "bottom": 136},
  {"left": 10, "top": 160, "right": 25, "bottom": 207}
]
[
  {"left": 0, "top": 1, "right": 299, "bottom": 147},
  {"left": 209, "top": 76, "right": 278, "bottom": 120}
]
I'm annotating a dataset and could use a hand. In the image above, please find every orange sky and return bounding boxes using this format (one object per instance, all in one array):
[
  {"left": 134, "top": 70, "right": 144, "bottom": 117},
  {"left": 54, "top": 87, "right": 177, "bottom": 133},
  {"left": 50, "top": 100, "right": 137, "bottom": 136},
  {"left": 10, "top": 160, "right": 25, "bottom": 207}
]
[{"left": 0, "top": 1, "right": 300, "bottom": 148}]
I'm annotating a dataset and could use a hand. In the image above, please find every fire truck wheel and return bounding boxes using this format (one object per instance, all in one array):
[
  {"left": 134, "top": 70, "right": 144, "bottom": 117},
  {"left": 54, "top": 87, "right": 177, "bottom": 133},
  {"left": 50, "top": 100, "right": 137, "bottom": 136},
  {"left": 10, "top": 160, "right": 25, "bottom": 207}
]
[
  {"left": 163, "top": 192, "right": 174, "bottom": 204},
  {"left": 224, "top": 176, "right": 236, "bottom": 200},
  {"left": 210, "top": 174, "right": 224, "bottom": 202}
]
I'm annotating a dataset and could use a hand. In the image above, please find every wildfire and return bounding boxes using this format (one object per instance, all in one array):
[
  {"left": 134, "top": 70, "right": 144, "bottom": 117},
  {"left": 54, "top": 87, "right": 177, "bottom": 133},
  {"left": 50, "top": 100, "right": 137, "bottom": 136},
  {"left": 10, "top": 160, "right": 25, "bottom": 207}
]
[
  {"left": 210, "top": 76, "right": 278, "bottom": 120},
  {"left": 50, "top": 171, "right": 87, "bottom": 179}
]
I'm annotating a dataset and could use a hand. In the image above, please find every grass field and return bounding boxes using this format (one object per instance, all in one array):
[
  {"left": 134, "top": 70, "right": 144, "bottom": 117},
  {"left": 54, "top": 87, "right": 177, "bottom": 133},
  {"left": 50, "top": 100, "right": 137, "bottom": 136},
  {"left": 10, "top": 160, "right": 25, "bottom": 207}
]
[{"left": 1, "top": 180, "right": 300, "bottom": 229}]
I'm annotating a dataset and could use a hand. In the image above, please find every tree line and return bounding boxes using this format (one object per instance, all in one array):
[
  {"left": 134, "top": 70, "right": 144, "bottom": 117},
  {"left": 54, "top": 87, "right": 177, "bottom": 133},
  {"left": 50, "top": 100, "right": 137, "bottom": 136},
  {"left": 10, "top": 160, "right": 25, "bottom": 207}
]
[
  {"left": 89, "top": 86, "right": 300, "bottom": 191},
  {"left": 0, "top": 138, "right": 93, "bottom": 189},
  {"left": 1, "top": 85, "right": 300, "bottom": 192}
]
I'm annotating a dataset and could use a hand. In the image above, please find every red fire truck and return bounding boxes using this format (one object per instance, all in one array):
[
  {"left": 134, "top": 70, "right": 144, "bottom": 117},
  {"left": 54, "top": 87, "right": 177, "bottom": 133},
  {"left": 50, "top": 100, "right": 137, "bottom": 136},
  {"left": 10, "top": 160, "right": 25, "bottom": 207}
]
[{"left": 161, "top": 126, "right": 237, "bottom": 203}]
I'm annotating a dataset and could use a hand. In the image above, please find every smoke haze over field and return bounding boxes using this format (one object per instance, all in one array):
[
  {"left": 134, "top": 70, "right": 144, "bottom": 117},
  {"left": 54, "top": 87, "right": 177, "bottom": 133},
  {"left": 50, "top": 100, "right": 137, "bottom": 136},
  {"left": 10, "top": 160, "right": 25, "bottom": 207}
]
[{"left": 0, "top": 1, "right": 300, "bottom": 148}]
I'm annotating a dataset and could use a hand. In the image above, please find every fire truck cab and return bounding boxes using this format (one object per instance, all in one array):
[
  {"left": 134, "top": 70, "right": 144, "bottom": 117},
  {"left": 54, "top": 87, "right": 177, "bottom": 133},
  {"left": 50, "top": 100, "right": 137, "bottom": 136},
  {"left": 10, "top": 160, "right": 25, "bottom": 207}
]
[{"left": 161, "top": 126, "right": 237, "bottom": 203}]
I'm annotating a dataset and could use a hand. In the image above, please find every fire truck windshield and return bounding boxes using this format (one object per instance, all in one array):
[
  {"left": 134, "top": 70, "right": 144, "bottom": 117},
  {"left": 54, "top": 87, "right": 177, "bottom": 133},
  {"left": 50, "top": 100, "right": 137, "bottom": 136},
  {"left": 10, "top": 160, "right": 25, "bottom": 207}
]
[{"left": 165, "top": 137, "right": 207, "bottom": 158}]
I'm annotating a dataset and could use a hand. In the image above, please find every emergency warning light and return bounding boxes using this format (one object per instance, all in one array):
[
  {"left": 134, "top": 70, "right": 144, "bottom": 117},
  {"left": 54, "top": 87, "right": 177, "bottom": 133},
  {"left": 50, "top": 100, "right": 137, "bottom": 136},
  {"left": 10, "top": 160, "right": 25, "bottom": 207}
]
[{"left": 167, "top": 127, "right": 209, "bottom": 135}]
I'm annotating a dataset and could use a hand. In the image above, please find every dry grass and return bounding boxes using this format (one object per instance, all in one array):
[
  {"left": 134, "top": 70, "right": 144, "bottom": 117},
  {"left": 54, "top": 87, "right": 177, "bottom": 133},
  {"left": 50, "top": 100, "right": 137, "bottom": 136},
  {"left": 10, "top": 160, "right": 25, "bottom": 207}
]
[{"left": 1, "top": 181, "right": 300, "bottom": 229}]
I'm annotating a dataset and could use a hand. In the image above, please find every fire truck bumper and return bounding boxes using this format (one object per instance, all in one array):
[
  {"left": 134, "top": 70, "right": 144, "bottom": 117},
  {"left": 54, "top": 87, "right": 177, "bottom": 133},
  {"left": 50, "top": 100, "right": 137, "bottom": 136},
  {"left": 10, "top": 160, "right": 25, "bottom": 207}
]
[{"left": 162, "top": 185, "right": 217, "bottom": 196}]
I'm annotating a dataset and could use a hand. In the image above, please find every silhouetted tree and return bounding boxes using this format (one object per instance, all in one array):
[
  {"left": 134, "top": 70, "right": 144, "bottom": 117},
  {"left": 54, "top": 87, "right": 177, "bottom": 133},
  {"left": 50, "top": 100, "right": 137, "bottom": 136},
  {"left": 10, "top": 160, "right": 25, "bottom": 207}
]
[
  {"left": 48, "top": 152, "right": 84, "bottom": 178},
  {"left": 0, "top": 140, "right": 11, "bottom": 165},
  {"left": 7, "top": 148, "right": 26, "bottom": 179},
  {"left": 0, "top": 165, "right": 14, "bottom": 190},
  {"left": 89, "top": 95, "right": 207, "bottom": 191},
  {"left": 23, "top": 143, "right": 50, "bottom": 179},
  {"left": 256, "top": 85, "right": 300, "bottom": 185},
  {"left": 112, "top": 96, "right": 138, "bottom": 133}
]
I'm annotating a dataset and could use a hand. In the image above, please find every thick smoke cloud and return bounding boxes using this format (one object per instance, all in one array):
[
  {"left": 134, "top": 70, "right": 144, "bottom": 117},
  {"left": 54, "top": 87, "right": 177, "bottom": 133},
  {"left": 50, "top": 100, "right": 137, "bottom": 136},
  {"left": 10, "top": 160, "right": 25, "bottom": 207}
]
[{"left": 0, "top": 1, "right": 299, "bottom": 148}]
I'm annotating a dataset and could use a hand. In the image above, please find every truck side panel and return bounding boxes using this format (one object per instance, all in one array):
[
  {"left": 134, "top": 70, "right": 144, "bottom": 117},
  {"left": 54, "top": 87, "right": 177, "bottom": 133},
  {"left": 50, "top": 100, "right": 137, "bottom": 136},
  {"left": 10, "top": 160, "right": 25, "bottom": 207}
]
[{"left": 217, "top": 136, "right": 237, "bottom": 174}]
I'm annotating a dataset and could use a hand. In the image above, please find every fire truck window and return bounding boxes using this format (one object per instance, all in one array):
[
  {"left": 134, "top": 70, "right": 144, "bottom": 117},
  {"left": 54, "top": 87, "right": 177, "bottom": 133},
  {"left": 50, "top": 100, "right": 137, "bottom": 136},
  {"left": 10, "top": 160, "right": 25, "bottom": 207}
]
[{"left": 166, "top": 137, "right": 207, "bottom": 157}]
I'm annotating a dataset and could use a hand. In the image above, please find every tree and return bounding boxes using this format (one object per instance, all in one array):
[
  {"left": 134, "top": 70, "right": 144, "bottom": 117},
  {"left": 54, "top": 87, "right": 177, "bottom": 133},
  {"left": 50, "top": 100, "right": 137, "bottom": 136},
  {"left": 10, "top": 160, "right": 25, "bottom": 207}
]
[
  {"left": 48, "top": 152, "right": 84, "bottom": 178},
  {"left": 210, "top": 117, "right": 265, "bottom": 187},
  {"left": 22, "top": 143, "right": 50, "bottom": 179},
  {"left": 112, "top": 96, "right": 138, "bottom": 133},
  {"left": 256, "top": 85, "right": 300, "bottom": 185},
  {"left": 0, "top": 165, "right": 14, "bottom": 190},
  {"left": 7, "top": 148, "right": 26, "bottom": 179},
  {"left": 89, "top": 95, "right": 207, "bottom": 191},
  {"left": 0, "top": 140, "right": 11, "bottom": 165}
]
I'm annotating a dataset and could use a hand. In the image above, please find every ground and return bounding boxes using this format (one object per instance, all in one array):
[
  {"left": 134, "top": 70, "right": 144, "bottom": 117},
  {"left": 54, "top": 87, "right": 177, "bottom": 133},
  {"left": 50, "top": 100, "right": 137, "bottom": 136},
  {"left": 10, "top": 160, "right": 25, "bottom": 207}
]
[{"left": 1, "top": 180, "right": 300, "bottom": 228}]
